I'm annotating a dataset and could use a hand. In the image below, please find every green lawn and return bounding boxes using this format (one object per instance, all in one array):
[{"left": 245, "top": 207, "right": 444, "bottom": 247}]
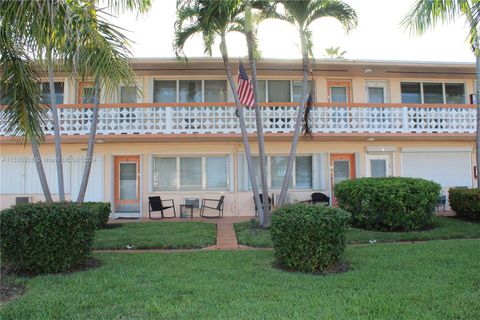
[
  {"left": 2, "top": 239, "right": 479, "bottom": 319},
  {"left": 94, "top": 222, "right": 216, "bottom": 250},
  {"left": 235, "top": 216, "right": 480, "bottom": 247}
]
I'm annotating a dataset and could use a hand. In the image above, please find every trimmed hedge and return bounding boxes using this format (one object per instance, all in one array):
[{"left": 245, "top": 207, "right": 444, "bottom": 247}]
[
  {"left": 0, "top": 202, "right": 96, "bottom": 274},
  {"left": 271, "top": 203, "right": 351, "bottom": 273},
  {"left": 449, "top": 188, "right": 480, "bottom": 221},
  {"left": 81, "top": 202, "right": 111, "bottom": 229},
  {"left": 334, "top": 177, "right": 441, "bottom": 231}
]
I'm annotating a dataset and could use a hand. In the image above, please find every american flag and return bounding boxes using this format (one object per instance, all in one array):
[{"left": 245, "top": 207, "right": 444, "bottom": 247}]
[{"left": 237, "top": 62, "right": 255, "bottom": 108}]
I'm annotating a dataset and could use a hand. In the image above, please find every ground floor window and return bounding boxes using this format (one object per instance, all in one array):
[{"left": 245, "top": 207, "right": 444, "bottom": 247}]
[
  {"left": 366, "top": 154, "right": 391, "bottom": 177},
  {"left": 248, "top": 155, "right": 312, "bottom": 190},
  {"left": 153, "top": 155, "right": 229, "bottom": 191}
]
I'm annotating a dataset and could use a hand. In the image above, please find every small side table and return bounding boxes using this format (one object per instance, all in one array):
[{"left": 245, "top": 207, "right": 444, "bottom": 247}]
[{"left": 180, "top": 204, "right": 194, "bottom": 218}]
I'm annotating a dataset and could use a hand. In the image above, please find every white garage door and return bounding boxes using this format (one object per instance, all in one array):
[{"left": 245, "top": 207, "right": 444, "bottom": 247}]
[{"left": 401, "top": 151, "right": 472, "bottom": 187}]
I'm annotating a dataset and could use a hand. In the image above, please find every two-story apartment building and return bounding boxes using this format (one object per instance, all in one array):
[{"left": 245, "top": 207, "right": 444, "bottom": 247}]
[{"left": 0, "top": 58, "right": 476, "bottom": 217}]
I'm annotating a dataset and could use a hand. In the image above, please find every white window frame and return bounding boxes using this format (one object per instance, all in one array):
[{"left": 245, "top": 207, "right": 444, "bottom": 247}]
[
  {"left": 152, "top": 79, "right": 228, "bottom": 103},
  {"left": 257, "top": 80, "right": 314, "bottom": 103},
  {"left": 365, "top": 80, "right": 390, "bottom": 103},
  {"left": 366, "top": 154, "right": 392, "bottom": 177},
  {"left": 400, "top": 81, "right": 467, "bottom": 104},
  {"left": 40, "top": 79, "right": 66, "bottom": 104},
  {"left": 245, "top": 154, "right": 313, "bottom": 190},
  {"left": 153, "top": 155, "right": 230, "bottom": 191}
]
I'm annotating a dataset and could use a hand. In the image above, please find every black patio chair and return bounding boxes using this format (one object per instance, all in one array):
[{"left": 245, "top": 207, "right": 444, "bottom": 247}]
[
  {"left": 254, "top": 194, "right": 272, "bottom": 217},
  {"left": 200, "top": 196, "right": 225, "bottom": 218},
  {"left": 148, "top": 196, "right": 176, "bottom": 219},
  {"left": 309, "top": 192, "right": 330, "bottom": 206},
  {"left": 436, "top": 195, "right": 446, "bottom": 212}
]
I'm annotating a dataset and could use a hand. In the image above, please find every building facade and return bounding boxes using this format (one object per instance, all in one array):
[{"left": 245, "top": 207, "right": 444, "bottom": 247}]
[{"left": 0, "top": 58, "right": 476, "bottom": 217}]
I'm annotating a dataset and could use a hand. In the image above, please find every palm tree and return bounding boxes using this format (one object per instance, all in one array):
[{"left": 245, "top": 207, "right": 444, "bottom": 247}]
[
  {"left": 0, "top": 31, "right": 53, "bottom": 202},
  {"left": 403, "top": 0, "right": 480, "bottom": 190},
  {"left": 324, "top": 46, "right": 347, "bottom": 59},
  {"left": 174, "top": 0, "right": 269, "bottom": 226},
  {"left": 244, "top": 0, "right": 271, "bottom": 226},
  {"left": 0, "top": 0, "right": 150, "bottom": 203},
  {"left": 271, "top": 0, "right": 357, "bottom": 205}
]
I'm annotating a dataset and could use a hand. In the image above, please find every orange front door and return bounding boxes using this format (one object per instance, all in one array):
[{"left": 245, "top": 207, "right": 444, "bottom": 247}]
[
  {"left": 330, "top": 153, "right": 356, "bottom": 203},
  {"left": 114, "top": 156, "right": 140, "bottom": 212},
  {"left": 327, "top": 80, "right": 352, "bottom": 103}
]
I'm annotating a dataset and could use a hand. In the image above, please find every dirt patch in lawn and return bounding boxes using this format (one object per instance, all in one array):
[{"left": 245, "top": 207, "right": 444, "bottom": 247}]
[
  {"left": 1, "top": 267, "right": 26, "bottom": 304},
  {"left": 273, "top": 260, "right": 351, "bottom": 276}
]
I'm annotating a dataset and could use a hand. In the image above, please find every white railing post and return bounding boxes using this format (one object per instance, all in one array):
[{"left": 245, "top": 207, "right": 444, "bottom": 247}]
[{"left": 402, "top": 106, "right": 409, "bottom": 133}]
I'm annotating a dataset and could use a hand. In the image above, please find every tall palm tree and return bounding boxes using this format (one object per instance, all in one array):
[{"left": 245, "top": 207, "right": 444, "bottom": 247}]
[
  {"left": 174, "top": 0, "right": 269, "bottom": 226},
  {"left": 0, "top": 31, "right": 53, "bottom": 202},
  {"left": 272, "top": 0, "right": 357, "bottom": 206},
  {"left": 403, "top": 0, "right": 480, "bottom": 190},
  {"left": 0, "top": 0, "right": 150, "bottom": 203},
  {"left": 244, "top": 0, "right": 271, "bottom": 225}
]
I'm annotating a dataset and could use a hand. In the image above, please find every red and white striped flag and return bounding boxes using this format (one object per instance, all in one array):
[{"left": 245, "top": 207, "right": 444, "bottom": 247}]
[{"left": 237, "top": 62, "right": 255, "bottom": 108}]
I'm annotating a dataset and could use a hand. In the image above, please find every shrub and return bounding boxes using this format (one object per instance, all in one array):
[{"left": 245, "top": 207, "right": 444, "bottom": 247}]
[
  {"left": 449, "top": 188, "right": 480, "bottom": 221},
  {"left": 81, "top": 202, "right": 111, "bottom": 229},
  {"left": 334, "top": 177, "right": 441, "bottom": 231},
  {"left": 0, "top": 202, "right": 96, "bottom": 274},
  {"left": 271, "top": 203, "right": 351, "bottom": 273}
]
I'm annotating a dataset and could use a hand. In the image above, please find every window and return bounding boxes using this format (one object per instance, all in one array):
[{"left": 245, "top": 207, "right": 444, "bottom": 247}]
[
  {"left": 370, "top": 159, "right": 387, "bottom": 177},
  {"left": 247, "top": 155, "right": 312, "bottom": 189},
  {"left": 154, "top": 80, "right": 176, "bottom": 103},
  {"left": 366, "top": 155, "right": 391, "bottom": 177},
  {"left": 292, "top": 81, "right": 312, "bottom": 103},
  {"left": 153, "top": 80, "right": 228, "bottom": 103},
  {"left": 401, "top": 82, "right": 466, "bottom": 104},
  {"left": 153, "top": 156, "right": 229, "bottom": 191},
  {"left": 268, "top": 80, "right": 290, "bottom": 102},
  {"left": 179, "top": 80, "right": 202, "bottom": 103},
  {"left": 423, "top": 83, "right": 443, "bottom": 103},
  {"left": 180, "top": 157, "right": 202, "bottom": 189},
  {"left": 330, "top": 87, "right": 347, "bottom": 103},
  {"left": 204, "top": 80, "right": 227, "bottom": 102},
  {"left": 445, "top": 83, "right": 466, "bottom": 104},
  {"left": 401, "top": 82, "right": 421, "bottom": 103},
  {"left": 120, "top": 86, "right": 137, "bottom": 103},
  {"left": 366, "top": 81, "right": 389, "bottom": 103},
  {"left": 254, "top": 80, "right": 313, "bottom": 103},
  {"left": 41, "top": 82, "right": 64, "bottom": 104}
]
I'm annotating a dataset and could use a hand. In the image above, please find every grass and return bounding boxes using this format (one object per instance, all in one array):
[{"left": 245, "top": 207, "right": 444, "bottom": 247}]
[
  {"left": 234, "top": 217, "right": 480, "bottom": 247},
  {"left": 94, "top": 222, "right": 216, "bottom": 250},
  {"left": 1, "top": 239, "right": 479, "bottom": 319}
]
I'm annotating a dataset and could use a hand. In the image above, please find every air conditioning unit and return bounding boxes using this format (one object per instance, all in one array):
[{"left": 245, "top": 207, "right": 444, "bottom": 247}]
[
  {"left": 184, "top": 198, "right": 200, "bottom": 209},
  {"left": 15, "top": 196, "right": 32, "bottom": 204}
]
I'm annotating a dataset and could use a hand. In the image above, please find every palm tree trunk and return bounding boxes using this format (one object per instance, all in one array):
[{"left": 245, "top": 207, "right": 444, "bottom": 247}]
[
  {"left": 245, "top": 1, "right": 270, "bottom": 227},
  {"left": 278, "top": 29, "right": 310, "bottom": 205},
  {"left": 476, "top": 52, "right": 480, "bottom": 189},
  {"left": 30, "top": 137, "right": 53, "bottom": 202},
  {"left": 47, "top": 57, "right": 65, "bottom": 202},
  {"left": 219, "top": 34, "right": 264, "bottom": 223},
  {"left": 77, "top": 78, "right": 100, "bottom": 204}
]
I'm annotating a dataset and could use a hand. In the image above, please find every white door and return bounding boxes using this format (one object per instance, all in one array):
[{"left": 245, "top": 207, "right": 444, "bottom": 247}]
[{"left": 401, "top": 151, "right": 472, "bottom": 187}]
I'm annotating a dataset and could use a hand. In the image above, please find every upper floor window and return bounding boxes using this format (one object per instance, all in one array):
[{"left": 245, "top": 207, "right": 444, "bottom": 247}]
[
  {"left": 41, "top": 82, "right": 64, "bottom": 105},
  {"left": 120, "top": 86, "right": 138, "bottom": 103},
  {"left": 256, "top": 80, "right": 313, "bottom": 103},
  {"left": 153, "top": 80, "right": 227, "bottom": 103},
  {"left": 401, "top": 82, "right": 465, "bottom": 104}
]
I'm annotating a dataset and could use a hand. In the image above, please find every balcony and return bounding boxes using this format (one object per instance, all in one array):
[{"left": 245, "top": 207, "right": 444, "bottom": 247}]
[{"left": 0, "top": 103, "right": 476, "bottom": 138}]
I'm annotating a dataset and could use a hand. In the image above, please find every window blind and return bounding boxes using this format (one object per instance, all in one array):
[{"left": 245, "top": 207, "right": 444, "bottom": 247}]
[
  {"left": 206, "top": 157, "right": 228, "bottom": 188},
  {"left": 180, "top": 157, "right": 202, "bottom": 189},
  {"left": 154, "top": 157, "right": 177, "bottom": 191}
]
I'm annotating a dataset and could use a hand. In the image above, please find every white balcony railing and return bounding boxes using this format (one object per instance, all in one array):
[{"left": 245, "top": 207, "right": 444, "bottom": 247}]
[{"left": 0, "top": 103, "right": 476, "bottom": 137}]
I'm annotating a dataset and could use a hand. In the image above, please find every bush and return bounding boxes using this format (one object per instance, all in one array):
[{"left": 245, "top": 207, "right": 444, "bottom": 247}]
[
  {"left": 0, "top": 202, "right": 96, "bottom": 274},
  {"left": 271, "top": 203, "right": 351, "bottom": 273},
  {"left": 334, "top": 177, "right": 441, "bottom": 231},
  {"left": 449, "top": 188, "right": 480, "bottom": 221},
  {"left": 81, "top": 202, "right": 111, "bottom": 229}
]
